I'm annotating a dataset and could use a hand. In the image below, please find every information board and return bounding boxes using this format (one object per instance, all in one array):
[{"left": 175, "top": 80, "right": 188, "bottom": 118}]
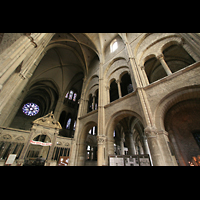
[
  {"left": 109, "top": 155, "right": 124, "bottom": 166},
  {"left": 139, "top": 155, "right": 151, "bottom": 166},
  {"left": 124, "top": 155, "right": 139, "bottom": 166},
  {"left": 108, "top": 154, "right": 151, "bottom": 166},
  {"left": 5, "top": 154, "right": 17, "bottom": 165}
]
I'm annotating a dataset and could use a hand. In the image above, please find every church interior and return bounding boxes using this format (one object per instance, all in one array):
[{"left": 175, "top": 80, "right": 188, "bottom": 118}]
[{"left": 0, "top": 33, "right": 200, "bottom": 166}]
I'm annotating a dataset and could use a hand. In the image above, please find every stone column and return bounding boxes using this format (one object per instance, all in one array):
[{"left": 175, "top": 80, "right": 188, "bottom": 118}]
[
  {"left": 142, "top": 135, "right": 150, "bottom": 155},
  {"left": 97, "top": 135, "right": 106, "bottom": 166},
  {"left": 140, "top": 66, "right": 149, "bottom": 86},
  {"left": 144, "top": 126, "right": 164, "bottom": 166},
  {"left": 68, "top": 78, "right": 87, "bottom": 166},
  {"left": 0, "top": 34, "right": 38, "bottom": 88},
  {"left": 144, "top": 126, "right": 176, "bottom": 166},
  {"left": 120, "top": 137, "right": 125, "bottom": 155},
  {"left": 107, "top": 137, "right": 115, "bottom": 156},
  {"left": 54, "top": 97, "right": 64, "bottom": 121},
  {"left": 116, "top": 79, "right": 122, "bottom": 98},
  {"left": 17, "top": 127, "right": 35, "bottom": 165},
  {"left": 97, "top": 62, "right": 106, "bottom": 166},
  {"left": 0, "top": 33, "right": 55, "bottom": 125},
  {"left": 45, "top": 130, "right": 59, "bottom": 166},
  {"left": 157, "top": 54, "right": 172, "bottom": 76},
  {"left": 105, "top": 86, "right": 110, "bottom": 104},
  {"left": 127, "top": 132, "right": 136, "bottom": 155}
]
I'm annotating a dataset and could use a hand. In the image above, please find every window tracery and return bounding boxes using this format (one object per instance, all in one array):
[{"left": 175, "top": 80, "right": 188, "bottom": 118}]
[
  {"left": 22, "top": 103, "right": 39, "bottom": 116},
  {"left": 65, "top": 90, "right": 77, "bottom": 102}
]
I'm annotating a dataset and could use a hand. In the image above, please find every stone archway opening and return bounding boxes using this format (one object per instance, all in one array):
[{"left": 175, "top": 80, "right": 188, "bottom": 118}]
[
  {"left": 105, "top": 110, "right": 149, "bottom": 165},
  {"left": 24, "top": 134, "right": 51, "bottom": 166},
  {"left": 164, "top": 98, "right": 200, "bottom": 166},
  {"left": 77, "top": 122, "right": 98, "bottom": 166},
  {"left": 112, "top": 117, "right": 145, "bottom": 156}
]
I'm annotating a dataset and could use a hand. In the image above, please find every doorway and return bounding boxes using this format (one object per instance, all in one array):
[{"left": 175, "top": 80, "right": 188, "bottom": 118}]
[{"left": 24, "top": 134, "right": 51, "bottom": 166}]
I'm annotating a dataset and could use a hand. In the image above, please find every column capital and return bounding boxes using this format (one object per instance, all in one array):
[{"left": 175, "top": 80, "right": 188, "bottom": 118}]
[
  {"left": 157, "top": 129, "right": 169, "bottom": 136},
  {"left": 97, "top": 135, "right": 106, "bottom": 144},
  {"left": 156, "top": 53, "right": 172, "bottom": 75},
  {"left": 115, "top": 79, "right": 121, "bottom": 84},
  {"left": 140, "top": 65, "right": 145, "bottom": 70},
  {"left": 124, "top": 130, "right": 133, "bottom": 135},
  {"left": 144, "top": 126, "right": 158, "bottom": 138},
  {"left": 105, "top": 86, "right": 110, "bottom": 90},
  {"left": 156, "top": 53, "right": 164, "bottom": 60}
]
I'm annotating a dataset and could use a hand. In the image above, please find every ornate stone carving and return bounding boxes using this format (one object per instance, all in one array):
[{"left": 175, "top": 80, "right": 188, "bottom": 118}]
[
  {"left": 65, "top": 142, "right": 70, "bottom": 147},
  {"left": 16, "top": 136, "right": 25, "bottom": 141},
  {"left": 2, "top": 134, "right": 12, "bottom": 140},
  {"left": 97, "top": 135, "right": 106, "bottom": 144},
  {"left": 144, "top": 126, "right": 158, "bottom": 138},
  {"left": 33, "top": 111, "right": 62, "bottom": 129},
  {"left": 56, "top": 141, "right": 62, "bottom": 145}
]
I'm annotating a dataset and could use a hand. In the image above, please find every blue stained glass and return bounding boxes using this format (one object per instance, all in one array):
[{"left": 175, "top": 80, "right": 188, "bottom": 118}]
[
  {"left": 22, "top": 103, "right": 39, "bottom": 116},
  {"left": 66, "top": 118, "right": 71, "bottom": 129}
]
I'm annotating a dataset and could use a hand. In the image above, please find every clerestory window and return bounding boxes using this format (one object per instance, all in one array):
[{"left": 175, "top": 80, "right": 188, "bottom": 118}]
[
  {"left": 65, "top": 90, "right": 77, "bottom": 102},
  {"left": 110, "top": 39, "right": 118, "bottom": 53}
]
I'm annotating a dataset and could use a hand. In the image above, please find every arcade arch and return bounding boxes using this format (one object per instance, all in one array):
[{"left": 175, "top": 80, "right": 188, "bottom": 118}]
[
  {"left": 105, "top": 110, "right": 149, "bottom": 164},
  {"left": 164, "top": 99, "right": 200, "bottom": 166},
  {"left": 153, "top": 85, "right": 200, "bottom": 166},
  {"left": 144, "top": 43, "right": 196, "bottom": 84},
  {"left": 76, "top": 121, "right": 98, "bottom": 166}
]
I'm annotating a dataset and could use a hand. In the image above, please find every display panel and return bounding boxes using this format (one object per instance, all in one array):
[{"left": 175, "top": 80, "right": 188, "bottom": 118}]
[{"left": 108, "top": 154, "right": 151, "bottom": 166}]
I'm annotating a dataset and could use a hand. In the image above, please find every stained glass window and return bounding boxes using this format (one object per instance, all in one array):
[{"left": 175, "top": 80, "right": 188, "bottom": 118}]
[
  {"left": 69, "top": 90, "right": 73, "bottom": 100},
  {"left": 73, "top": 120, "right": 76, "bottom": 130},
  {"left": 66, "top": 118, "right": 71, "bottom": 129},
  {"left": 73, "top": 93, "right": 77, "bottom": 102},
  {"left": 22, "top": 103, "right": 39, "bottom": 116},
  {"left": 65, "top": 92, "right": 69, "bottom": 98}
]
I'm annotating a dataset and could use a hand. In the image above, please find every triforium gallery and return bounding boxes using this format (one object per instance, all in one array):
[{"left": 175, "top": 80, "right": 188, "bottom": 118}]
[{"left": 0, "top": 33, "right": 200, "bottom": 166}]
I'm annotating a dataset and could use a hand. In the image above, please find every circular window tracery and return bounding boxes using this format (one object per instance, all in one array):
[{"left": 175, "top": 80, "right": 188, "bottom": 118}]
[{"left": 22, "top": 103, "right": 40, "bottom": 116}]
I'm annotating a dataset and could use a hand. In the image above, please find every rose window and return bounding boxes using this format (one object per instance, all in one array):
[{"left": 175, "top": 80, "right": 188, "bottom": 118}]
[{"left": 22, "top": 103, "right": 40, "bottom": 116}]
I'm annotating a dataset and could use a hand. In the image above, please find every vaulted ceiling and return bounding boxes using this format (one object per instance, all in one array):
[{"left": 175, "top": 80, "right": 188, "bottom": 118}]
[{"left": 29, "top": 33, "right": 121, "bottom": 97}]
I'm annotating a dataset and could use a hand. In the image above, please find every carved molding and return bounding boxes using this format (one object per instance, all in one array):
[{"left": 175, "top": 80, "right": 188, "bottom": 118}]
[
  {"left": 2, "top": 134, "right": 12, "bottom": 140},
  {"left": 65, "top": 142, "right": 70, "bottom": 147},
  {"left": 16, "top": 136, "right": 25, "bottom": 141}
]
